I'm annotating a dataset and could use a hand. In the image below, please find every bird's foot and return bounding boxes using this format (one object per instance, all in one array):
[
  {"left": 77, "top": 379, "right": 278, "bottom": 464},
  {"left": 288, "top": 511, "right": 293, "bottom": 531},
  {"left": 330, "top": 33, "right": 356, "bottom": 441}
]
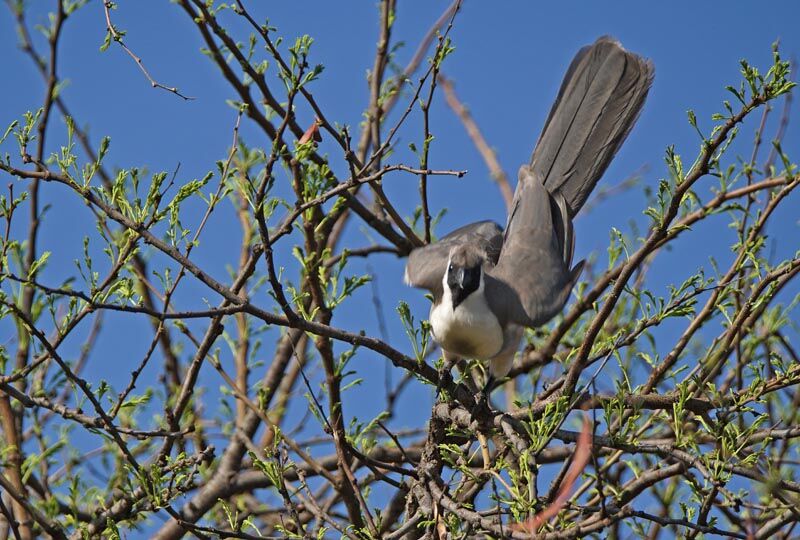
[
  {"left": 471, "top": 387, "right": 492, "bottom": 418},
  {"left": 482, "top": 374, "right": 496, "bottom": 397},
  {"left": 471, "top": 394, "right": 486, "bottom": 417},
  {"left": 470, "top": 374, "right": 496, "bottom": 416}
]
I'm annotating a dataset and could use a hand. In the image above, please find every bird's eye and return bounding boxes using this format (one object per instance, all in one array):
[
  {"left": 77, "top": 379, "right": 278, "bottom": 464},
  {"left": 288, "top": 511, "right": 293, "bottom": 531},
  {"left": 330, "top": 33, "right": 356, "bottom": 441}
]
[{"left": 448, "top": 264, "right": 454, "bottom": 272}]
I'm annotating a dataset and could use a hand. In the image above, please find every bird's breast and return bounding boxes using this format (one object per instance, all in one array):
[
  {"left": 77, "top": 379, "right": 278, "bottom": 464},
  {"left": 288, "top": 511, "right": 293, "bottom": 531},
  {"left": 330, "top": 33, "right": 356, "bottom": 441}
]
[{"left": 429, "top": 292, "right": 504, "bottom": 360}]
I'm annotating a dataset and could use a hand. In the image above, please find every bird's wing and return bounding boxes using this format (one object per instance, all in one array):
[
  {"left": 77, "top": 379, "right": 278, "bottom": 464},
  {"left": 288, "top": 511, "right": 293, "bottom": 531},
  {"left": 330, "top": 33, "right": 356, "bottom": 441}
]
[
  {"left": 404, "top": 220, "right": 503, "bottom": 300},
  {"left": 530, "top": 36, "right": 654, "bottom": 217},
  {"left": 486, "top": 167, "right": 582, "bottom": 328},
  {"left": 486, "top": 36, "right": 652, "bottom": 328}
]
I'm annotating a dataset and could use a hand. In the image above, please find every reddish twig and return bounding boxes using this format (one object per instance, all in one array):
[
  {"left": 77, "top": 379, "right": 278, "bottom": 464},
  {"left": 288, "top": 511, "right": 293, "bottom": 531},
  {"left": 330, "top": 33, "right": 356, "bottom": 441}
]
[{"left": 511, "top": 415, "right": 593, "bottom": 533}]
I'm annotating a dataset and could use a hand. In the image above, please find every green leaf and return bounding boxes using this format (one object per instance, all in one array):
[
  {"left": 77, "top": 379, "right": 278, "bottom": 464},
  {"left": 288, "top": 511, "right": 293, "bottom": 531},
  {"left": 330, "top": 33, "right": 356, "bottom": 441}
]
[{"left": 27, "top": 251, "right": 51, "bottom": 279}]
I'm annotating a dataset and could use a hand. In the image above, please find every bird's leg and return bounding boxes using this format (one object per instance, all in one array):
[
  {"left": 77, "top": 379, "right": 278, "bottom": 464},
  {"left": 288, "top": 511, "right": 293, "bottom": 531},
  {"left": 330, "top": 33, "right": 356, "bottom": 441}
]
[
  {"left": 482, "top": 374, "right": 496, "bottom": 400},
  {"left": 472, "top": 374, "right": 495, "bottom": 416},
  {"left": 443, "top": 350, "right": 462, "bottom": 378},
  {"left": 452, "top": 355, "right": 483, "bottom": 394},
  {"left": 435, "top": 350, "right": 461, "bottom": 399},
  {"left": 473, "top": 374, "right": 496, "bottom": 470},
  {"left": 471, "top": 373, "right": 495, "bottom": 416},
  {"left": 444, "top": 353, "right": 492, "bottom": 467}
]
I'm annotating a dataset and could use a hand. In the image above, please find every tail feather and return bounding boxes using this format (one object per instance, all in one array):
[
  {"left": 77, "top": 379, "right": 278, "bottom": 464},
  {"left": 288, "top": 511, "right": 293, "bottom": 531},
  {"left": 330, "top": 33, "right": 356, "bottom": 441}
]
[{"left": 530, "top": 36, "right": 654, "bottom": 217}]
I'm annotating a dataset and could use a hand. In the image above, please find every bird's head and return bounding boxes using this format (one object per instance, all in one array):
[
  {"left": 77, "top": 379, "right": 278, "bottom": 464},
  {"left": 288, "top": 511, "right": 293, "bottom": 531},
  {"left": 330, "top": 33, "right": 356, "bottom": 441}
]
[{"left": 445, "top": 245, "right": 484, "bottom": 309}]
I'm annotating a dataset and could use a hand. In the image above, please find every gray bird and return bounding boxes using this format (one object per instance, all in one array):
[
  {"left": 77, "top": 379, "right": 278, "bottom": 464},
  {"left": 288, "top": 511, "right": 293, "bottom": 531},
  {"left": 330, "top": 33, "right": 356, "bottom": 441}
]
[{"left": 404, "top": 36, "right": 654, "bottom": 394}]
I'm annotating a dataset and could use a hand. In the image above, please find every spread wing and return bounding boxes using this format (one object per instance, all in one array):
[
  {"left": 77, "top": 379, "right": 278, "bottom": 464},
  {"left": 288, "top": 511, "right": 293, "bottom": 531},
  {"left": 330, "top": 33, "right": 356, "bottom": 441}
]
[
  {"left": 404, "top": 220, "right": 503, "bottom": 300},
  {"left": 486, "top": 167, "right": 583, "bottom": 328},
  {"left": 405, "top": 37, "right": 651, "bottom": 327}
]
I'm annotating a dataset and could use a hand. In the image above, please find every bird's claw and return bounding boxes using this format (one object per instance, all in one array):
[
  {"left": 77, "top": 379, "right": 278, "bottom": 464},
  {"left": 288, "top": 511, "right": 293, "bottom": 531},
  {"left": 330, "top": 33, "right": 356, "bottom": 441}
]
[{"left": 471, "top": 389, "right": 490, "bottom": 418}]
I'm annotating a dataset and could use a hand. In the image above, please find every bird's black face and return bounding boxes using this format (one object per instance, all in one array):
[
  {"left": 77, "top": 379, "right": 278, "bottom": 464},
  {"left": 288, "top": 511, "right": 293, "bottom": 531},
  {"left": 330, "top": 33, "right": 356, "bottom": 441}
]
[{"left": 447, "top": 263, "right": 481, "bottom": 309}]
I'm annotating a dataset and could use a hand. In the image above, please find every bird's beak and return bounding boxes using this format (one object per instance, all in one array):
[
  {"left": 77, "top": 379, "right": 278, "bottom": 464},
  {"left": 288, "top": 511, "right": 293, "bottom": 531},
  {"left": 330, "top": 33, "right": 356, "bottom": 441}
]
[
  {"left": 454, "top": 268, "right": 466, "bottom": 288},
  {"left": 449, "top": 266, "right": 482, "bottom": 309},
  {"left": 448, "top": 267, "right": 467, "bottom": 309}
]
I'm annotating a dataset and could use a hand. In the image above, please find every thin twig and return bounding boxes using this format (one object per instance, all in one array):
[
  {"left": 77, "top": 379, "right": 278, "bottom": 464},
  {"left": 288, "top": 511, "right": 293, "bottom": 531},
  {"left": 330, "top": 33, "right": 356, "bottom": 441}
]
[
  {"left": 439, "top": 74, "right": 514, "bottom": 210},
  {"left": 102, "top": 1, "right": 193, "bottom": 99}
]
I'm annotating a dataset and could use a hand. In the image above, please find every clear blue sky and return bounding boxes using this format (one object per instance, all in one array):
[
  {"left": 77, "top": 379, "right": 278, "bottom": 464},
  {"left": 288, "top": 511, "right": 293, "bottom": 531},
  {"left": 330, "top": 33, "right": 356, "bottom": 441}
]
[{"left": 1, "top": 1, "right": 799, "bottom": 534}]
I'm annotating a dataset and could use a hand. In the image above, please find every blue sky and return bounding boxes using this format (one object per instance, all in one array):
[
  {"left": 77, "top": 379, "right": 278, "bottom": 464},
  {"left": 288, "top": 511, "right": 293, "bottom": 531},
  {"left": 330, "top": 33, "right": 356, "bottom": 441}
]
[{"left": 1, "top": 0, "right": 799, "bottom": 534}]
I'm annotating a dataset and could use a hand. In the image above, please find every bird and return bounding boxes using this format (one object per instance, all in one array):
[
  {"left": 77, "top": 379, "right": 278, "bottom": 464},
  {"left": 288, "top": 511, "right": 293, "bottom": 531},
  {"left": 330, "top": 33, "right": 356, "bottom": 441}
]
[{"left": 403, "top": 36, "right": 654, "bottom": 399}]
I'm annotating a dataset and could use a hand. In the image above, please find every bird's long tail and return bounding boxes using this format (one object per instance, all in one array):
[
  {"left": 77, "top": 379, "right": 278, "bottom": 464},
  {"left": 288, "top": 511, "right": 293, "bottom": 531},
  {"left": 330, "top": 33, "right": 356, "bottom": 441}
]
[{"left": 529, "top": 36, "right": 654, "bottom": 217}]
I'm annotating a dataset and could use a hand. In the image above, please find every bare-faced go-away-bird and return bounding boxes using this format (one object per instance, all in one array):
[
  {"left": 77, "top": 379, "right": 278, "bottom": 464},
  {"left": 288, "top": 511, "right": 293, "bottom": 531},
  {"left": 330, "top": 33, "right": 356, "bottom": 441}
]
[{"left": 404, "top": 36, "right": 654, "bottom": 400}]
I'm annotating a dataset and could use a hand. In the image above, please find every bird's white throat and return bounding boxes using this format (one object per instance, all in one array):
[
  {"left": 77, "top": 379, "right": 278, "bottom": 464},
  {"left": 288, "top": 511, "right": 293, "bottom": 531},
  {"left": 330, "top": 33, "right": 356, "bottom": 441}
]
[{"left": 430, "top": 272, "right": 503, "bottom": 360}]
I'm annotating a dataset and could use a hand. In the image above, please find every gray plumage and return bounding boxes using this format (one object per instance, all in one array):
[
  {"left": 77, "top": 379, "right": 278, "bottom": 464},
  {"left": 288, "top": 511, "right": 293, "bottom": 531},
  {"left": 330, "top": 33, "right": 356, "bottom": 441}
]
[
  {"left": 531, "top": 36, "right": 655, "bottom": 217},
  {"left": 404, "top": 36, "right": 653, "bottom": 376},
  {"left": 485, "top": 167, "right": 584, "bottom": 329},
  {"left": 405, "top": 220, "right": 502, "bottom": 299}
]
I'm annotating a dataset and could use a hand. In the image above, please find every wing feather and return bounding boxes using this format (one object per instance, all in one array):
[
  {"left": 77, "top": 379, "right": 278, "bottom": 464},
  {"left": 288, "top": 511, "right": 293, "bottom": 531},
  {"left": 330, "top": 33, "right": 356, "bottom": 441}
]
[
  {"left": 488, "top": 37, "right": 652, "bottom": 327},
  {"left": 530, "top": 36, "right": 654, "bottom": 217},
  {"left": 404, "top": 221, "right": 503, "bottom": 300},
  {"left": 406, "top": 37, "right": 651, "bottom": 329},
  {"left": 486, "top": 168, "right": 581, "bottom": 327}
]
